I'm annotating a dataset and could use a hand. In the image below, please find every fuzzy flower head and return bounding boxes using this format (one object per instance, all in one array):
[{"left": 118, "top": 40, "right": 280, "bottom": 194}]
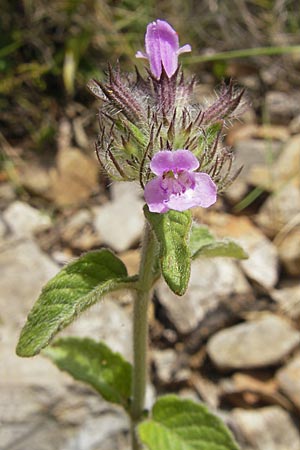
[
  {"left": 136, "top": 19, "right": 191, "bottom": 79},
  {"left": 144, "top": 150, "right": 217, "bottom": 213}
]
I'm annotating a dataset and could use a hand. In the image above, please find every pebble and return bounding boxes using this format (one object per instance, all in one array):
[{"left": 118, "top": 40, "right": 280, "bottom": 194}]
[
  {"left": 119, "top": 249, "right": 140, "bottom": 276},
  {"left": 156, "top": 257, "right": 251, "bottom": 335},
  {"left": 268, "top": 133, "right": 300, "bottom": 187},
  {"left": 0, "top": 238, "right": 58, "bottom": 327},
  {"left": 276, "top": 353, "right": 300, "bottom": 410},
  {"left": 3, "top": 200, "right": 51, "bottom": 238},
  {"left": 232, "top": 406, "right": 300, "bottom": 450},
  {"left": 277, "top": 227, "right": 300, "bottom": 276},
  {"left": 0, "top": 214, "right": 7, "bottom": 241},
  {"left": 193, "top": 212, "right": 279, "bottom": 290},
  {"left": 265, "top": 90, "right": 300, "bottom": 124},
  {"left": 271, "top": 284, "right": 300, "bottom": 320},
  {"left": 50, "top": 147, "right": 100, "bottom": 207},
  {"left": 60, "top": 209, "right": 101, "bottom": 251},
  {"left": 152, "top": 349, "right": 190, "bottom": 385},
  {"left": 233, "top": 139, "right": 282, "bottom": 181},
  {"left": 64, "top": 299, "right": 133, "bottom": 363},
  {"left": 93, "top": 188, "right": 144, "bottom": 252},
  {"left": 61, "top": 210, "right": 92, "bottom": 242},
  {"left": 0, "top": 182, "right": 16, "bottom": 208},
  {"left": 248, "top": 133, "right": 300, "bottom": 192},
  {"left": 256, "top": 181, "right": 300, "bottom": 236},
  {"left": 207, "top": 314, "right": 300, "bottom": 370},
  {"left": 110, "top": 181, "right": 142, "bottom": 202}
]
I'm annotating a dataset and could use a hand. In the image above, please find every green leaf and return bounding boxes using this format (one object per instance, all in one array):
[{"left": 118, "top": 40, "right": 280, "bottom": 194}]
[
  {"left": 194, "top": 240, "right": 248, "bottom": 259},
  {"left": 144, "top": 206, "right": 192, "bottom": 296},
  {"left": 16, "top": 249, "right": 135, "bottom": 357},
  {"left": 138, "top": 395, "right": 240, "bottom": 450},
  {"left": 190, "top": 225, "right": 248, "bottom": 260},
  {"left": 190, "top": 225, "right": 215, "bottom": 256},
  {"left": 43, "top": 337, "right": 132, "bottom": 410}
]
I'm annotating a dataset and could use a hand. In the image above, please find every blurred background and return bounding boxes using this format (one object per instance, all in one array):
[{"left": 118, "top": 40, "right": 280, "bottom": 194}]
[{"left": 1, "top": 1, "right": 300, "bottom": 449}]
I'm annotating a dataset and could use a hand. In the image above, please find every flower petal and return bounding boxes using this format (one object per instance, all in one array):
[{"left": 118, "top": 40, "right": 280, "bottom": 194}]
[
  {"left": 193, "top": 172, "right": 217, "bottom": 207},
  {"left": 135, "top": 50, "right": 147, "bottom": 59},
  {"left": 150, "top": 150, "right": 199, "bottom": 175},
  {"left": 177, "top": 44, "right": 192, "bottom": 56},
  {"left": 166, "top": 173, "right": 217, "bottom": 211},
  {"left": 145, "top": 20, "right": 179, "bottom": 79},
  {"left": 144, "top": 177, "right": 170, "bottom": 213}
]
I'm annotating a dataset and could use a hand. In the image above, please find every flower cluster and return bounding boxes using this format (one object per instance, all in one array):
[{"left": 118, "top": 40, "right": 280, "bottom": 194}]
[{"left": 88, "top": 19, "right": 244, "bottom": 213}]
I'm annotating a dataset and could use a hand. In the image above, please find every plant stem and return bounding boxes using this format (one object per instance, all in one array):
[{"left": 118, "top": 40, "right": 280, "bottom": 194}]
[
  {"left": 131, "top": 221, "right": 158, "bottom": 450},
  {"left": 185, "top": 44, "right": 300, "bottom": 64}
]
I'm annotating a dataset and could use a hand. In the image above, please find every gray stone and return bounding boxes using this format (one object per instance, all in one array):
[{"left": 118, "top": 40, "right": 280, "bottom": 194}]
[
  {"left": 0, "top": 380, "right": 130, "bottom": 450},
  {"left": 93, "top": 192, "right": 144, "bottom": 252},
  {"left": 64, "top": 299, "right": 133, "bottom": 363},
  {"left": 50, "top": 147, "right": 100, "bottom": 207},
  {"left": 232, "top": 406, "right": 300, "bottom": 450},
  {"left": 289, "top": 114, "right": 300, "bottom": 134},
  {"left": 191, "top": 213, "right": 279, "bottom": 289},
  {"left": 265, "top": 90, "right": 300, "bottom": 124},
  {"left": 0, "top": 238, "right": 59, "bottom": 327},
  {"left": 277, "top": 227, "right": 300, "bottom": 276},
  {"left": 157, "top": 258, "right": 251, "bottom": 335},
  {"left": 207, "top": 314, "right": 300, "bottom": 370},
  {"left": 152, "top": 349, "right": 190, "bottom": 385},
  {"left": 110, "top": 181, "right": 142, "bottom": 202},
  {"left": 276, "top": 353, "right": 300, "bottom": 410},
  {"left": 239, "top": 232, "right": 279, "bottom": 290},
  {"left": 232, "top": 139, "right": 282, "bottom": 182},
  {"left": 61, "top": 209, "right": 92, "bottom": 242},
  {"left": 268, "top": 133, "right": 300, "bottom": 185},
  {"left": 256, "top": 181, "right": 300, "bottom": 236},
  {"left": 0, "top": 214, "right": 7, "bottom": 240},
  {"left": 60, "top": 209, "right": 100, "bottom": 251},
  {"left": 3, "top": 201, "right": 51, "bottom": 238},
  {"left": 62, "top": 410, "right": 130, "bottom": 450},
  {"left": 271, "top": 284, "right": 300, "bottom": 320},
  {"left": 0, "top": 182, "right": 16, "bottom": 207},
  {"left": 249, "top": 133, "right": 300, "bottom": 192}
]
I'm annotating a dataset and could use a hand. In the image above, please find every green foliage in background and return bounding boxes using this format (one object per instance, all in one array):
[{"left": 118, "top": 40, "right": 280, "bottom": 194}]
[{"left": 1, "top": 0, "right": 300, "bottom": 155}]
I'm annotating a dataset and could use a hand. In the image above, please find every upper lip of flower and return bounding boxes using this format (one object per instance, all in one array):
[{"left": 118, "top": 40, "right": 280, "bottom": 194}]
[{"left": 136, "top": 19, "right": 191, "bottom": 79}]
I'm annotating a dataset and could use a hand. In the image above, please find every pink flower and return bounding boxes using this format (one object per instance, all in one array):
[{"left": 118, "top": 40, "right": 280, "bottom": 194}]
[
  {"left": 144, "top": 150, "right": 217, "bottom": 213},
  {"left": 136, "top": 20, "right": 191, "bottom": 79}
]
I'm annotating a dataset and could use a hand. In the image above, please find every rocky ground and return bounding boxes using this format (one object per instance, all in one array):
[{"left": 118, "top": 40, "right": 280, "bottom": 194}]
[{"left": 1, "top": 77, "right": 300, "bottom": 450}]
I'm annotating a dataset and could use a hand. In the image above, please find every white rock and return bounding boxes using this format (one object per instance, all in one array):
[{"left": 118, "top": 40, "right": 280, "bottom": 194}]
[
  {"left": 0, "top": 215, "right": 7, "bottom": 240},
  {"left": 93, "top": 196, "right": 144, "bottom": 252},
  {"left": 157, "top": 258, "right": 251, "bottom": 335},
  {"left": 271, "top": 284, "right": 300, "bottom": 319},
  {"left": 207, "top": 314, "right": 300, "bottom": 370},
  {"left": 110, "top": 181, "right": 142, "bottom": 202},
  {"left": 64, "top": 299, "right": 133, "bottom": 363},
  {"left": 0, "top": 238, "right": 58, "bottom": 327},
  {"left": 152, "top": 349, "right": 188, "bottom": 385},
  {"left": 232, "top": 406, "right": 300, "bottom": 450},
  {"left": 276, "top": 353, "right": 300, "bottom": 410},
  {"left": 257, "top": 181, "right": 300, "bottom": 236},
  {"left": 277, "top": 227, "right": 300, "bottom": 276},
  {"left": 265, "top": 91, "right": 300, "bottom": 123},
  {"left": 239, "top": 233, "right": 279, "bottom": 289},
  {"left": 3, "top": 201, "right": 51, "bottom": 237}
]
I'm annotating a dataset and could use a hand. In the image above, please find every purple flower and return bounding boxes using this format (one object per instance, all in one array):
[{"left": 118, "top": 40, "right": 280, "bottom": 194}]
[
  {"left": 144, "top": 150, "right": 217, "bottom": 213},
  {"left": 136, "top": 20, "right": 191, "bottom": 79}
]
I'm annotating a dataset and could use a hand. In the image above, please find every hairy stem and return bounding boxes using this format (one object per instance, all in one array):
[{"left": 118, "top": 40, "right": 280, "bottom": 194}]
[{"left": 131, "top": 221, "right": 158, "bottom": 449}]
